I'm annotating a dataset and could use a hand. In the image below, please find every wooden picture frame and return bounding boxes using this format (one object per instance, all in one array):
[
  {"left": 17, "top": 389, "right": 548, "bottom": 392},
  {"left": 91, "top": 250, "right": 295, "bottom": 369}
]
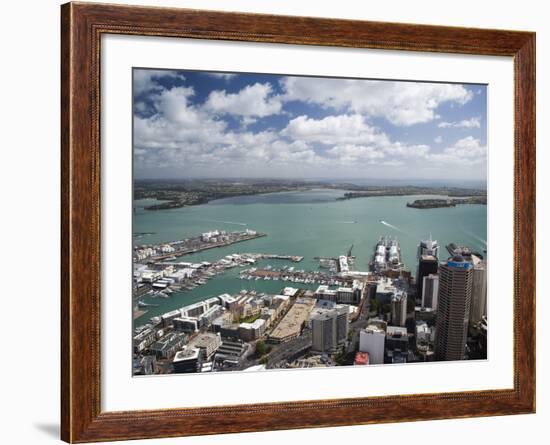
[{"left": 61, "top": 2, "right": 535, "bottom": 442}]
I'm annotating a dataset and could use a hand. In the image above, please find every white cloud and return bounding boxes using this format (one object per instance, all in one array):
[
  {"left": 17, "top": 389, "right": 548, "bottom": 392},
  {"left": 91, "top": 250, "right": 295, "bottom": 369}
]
[
  {"left": 284, "top": 114, "right": 430, "bottom": 163},
  {"left": 427, "top": 136, "right": 486, "bottom": 165},
  {"left": 438, "top": 117, "right": 481, "bottom": 128},
  {"left": 134, "top": 83, "right": 321, "bottom": 172},
  {"left": 281, "top": 77, "right": 473, "bottom": 126},
  {"left": 133, "top": 72, "right": 485, "bottom": 179},
  {"left": 434, "top": 136, "right": 443, "bottom": 143},
  {"left": 133, "top": 70, "right": 186, "bottom": 95},
  {"left": 207, "top": 73, "right": 237, "bottom": 80},
  {"left": 204, "top": 83, "right": 282, "bottom": 117},
  {"left": 241, "top": 117, "right": 258, "bottom": 127},
  {"left": 283, "top": 114, "right": 384, "bottom": 145}
]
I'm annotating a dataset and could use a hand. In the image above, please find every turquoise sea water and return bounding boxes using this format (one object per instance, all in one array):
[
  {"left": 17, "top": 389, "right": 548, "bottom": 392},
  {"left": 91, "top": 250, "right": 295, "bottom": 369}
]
[{"left": 133, "top": 189, "right": 487, "bottom": 325}]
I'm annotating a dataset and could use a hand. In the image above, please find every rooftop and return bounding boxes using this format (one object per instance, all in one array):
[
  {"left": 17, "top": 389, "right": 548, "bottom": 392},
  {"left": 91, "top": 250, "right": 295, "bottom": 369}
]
[{"left": 269, "top": 299, "right": 315, "bottom": 341}]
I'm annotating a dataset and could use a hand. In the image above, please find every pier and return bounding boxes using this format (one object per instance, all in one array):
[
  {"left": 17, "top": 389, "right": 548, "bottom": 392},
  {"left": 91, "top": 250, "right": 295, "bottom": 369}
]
[{"left": 135, "top": 230, "right": 267, "bottom": 262}]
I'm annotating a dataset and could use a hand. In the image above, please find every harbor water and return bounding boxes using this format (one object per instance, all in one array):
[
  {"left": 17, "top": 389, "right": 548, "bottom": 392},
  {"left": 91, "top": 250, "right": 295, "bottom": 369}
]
[{"left": 133, "top": 189, "right": 487, "bottom": 325}]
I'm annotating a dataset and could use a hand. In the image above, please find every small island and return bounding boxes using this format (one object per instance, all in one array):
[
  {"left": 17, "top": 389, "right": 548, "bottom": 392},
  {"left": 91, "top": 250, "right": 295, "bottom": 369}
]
[{"left": 406, "top": 196, "right": 487, "bottom": 209}]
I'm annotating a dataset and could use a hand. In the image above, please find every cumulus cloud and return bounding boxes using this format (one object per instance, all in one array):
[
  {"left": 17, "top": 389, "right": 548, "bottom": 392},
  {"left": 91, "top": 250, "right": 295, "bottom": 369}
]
[
  {"left": 133, "top": 69, "right": 486, "bottom": 179},
  {"left": 204, "top": 83, "right": 283, "bottom": 117},
  {"left": 133, "top": 70, "right": 186, "bottom": 95},
  {"left": 280, "top": 77, "right": 473, "bottom": 126},
  {"left": 427, "top": 136, "right": 486, "bottom": 165},
  {"left": 283, "top": 114, "right": 430, "bottom": 163},
  {"left": 438, "top": 117, "right": 481, "bottom": 128}
]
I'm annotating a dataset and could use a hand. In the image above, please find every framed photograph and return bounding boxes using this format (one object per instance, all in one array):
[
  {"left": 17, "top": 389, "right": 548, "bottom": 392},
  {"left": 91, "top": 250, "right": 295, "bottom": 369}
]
[{"left": 61, "top": 2, "right": 535, "bottom": 442}]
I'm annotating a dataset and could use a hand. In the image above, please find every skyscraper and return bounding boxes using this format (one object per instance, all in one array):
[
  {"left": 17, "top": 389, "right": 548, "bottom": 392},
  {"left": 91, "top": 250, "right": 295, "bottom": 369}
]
[
  {"left": 422, "top": 274, "right": 439, "bottom": 310},
  {"left": 391, "top": 290, "right": 408, "bottom": 327},
  {"left": 310, "top": 303, "right": 349, "bottom": 353},
  {"left": 435, "top": 255, "right": 473, "bottom": 361},
  {"left": 417, "top": 255, "right": 438, "bottom": 299},
  {"left": 469, "top": 262, "right": 487, "bottom": 328},
  {"left": 417, "top": 235, "right": 439, "bottom": 259}
]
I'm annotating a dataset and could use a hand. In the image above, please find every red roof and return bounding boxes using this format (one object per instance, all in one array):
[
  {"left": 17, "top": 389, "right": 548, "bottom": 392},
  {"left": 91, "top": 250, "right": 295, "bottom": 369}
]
[{"left": 354, "top": 352, "right": 370, "bottom": 365}]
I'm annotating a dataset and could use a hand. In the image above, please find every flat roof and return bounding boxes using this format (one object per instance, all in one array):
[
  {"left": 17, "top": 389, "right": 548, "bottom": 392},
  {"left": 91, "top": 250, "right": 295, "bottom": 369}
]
[{"left": 269, "top": 299, "right": 315, "bottom": 340}]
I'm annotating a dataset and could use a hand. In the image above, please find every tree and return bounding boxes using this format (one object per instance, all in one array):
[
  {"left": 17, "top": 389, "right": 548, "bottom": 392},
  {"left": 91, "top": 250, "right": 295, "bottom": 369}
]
[{"left": 256, "top": 340, "right": 267, "bottom": 356}]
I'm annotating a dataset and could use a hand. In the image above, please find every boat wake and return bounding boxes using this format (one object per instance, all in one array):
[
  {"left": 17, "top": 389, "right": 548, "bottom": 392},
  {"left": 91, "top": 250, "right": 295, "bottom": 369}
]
[
  {"left": 462, "top": 229, "right": 487, "bottom": 246},
  {"left": 379, "top": 220, "right": 402, "bottom": 232}
]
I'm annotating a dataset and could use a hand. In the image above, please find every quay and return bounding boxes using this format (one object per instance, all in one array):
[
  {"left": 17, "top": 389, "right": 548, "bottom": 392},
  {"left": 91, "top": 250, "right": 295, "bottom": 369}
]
[
  {"left": 137, "top": 231, "right": 267, "bottom": 262},
  {"left": 259, "top": 254, "right": 303, "bottom": 262},
  {"left": 240, "top": 268, "right": 353, "bottom": 287}
]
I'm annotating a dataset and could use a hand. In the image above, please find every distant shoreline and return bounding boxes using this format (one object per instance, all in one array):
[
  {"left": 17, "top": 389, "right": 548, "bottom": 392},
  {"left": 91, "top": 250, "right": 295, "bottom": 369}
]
[
  {"left": 406, "top": 196, "right": 487, "bottom": 209},
  {"left": 134, "top": 181, "right": 487, "bottom": 211}
]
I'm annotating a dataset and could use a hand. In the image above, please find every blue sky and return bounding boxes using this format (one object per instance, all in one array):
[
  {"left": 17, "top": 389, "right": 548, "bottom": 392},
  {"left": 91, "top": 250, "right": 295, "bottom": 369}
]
[{"left": 133, "top": 68, "right": 487, "bottom": 182}]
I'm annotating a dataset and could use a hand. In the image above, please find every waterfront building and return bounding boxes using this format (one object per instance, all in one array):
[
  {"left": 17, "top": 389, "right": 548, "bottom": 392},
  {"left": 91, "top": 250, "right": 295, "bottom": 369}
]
[
  {"left": 422, "top": 274, "right": 440, "bottom": 310},
  {"left": 310, "top": 301, "right": 349, "bottom": 353},
  {"left": 339, "top": 255, "right": 350, "bottom": 273},
  {"left": 417, "top": 235, "right": 439, "bottom": 259},
  {"left": 390, "top": 290, "right": 408, "bottom": 327},
  {"left": 173, "top": 347, "right": 202, "bottom": 373},
  {"left": 282, "top": 287, "right": 299, "bottom": 297},
  {"left": 173, "top": 316, "right": 199, "bottom": 334},
  {"left": 198, "top": 305, "right": 224, "bottom": 328},
  {"left": 315, "top": 281, "right": 362, "bottom": 305},
  {"left": 417, "top": 255, "right": 438, "bottom": 300},
  {"left": 161, "top": 309, "right": 182, "bottom": 327},
  {"left": 359, "top": 320, "right": 386, "bottom": 364},
  {"left": 469, "top": 262, "right": 487, "bottom": 329},
  {"left": 336, "top": 280, "right": 363, "bottom": 304},
  {"left": 315, "top": 285, "right": 337, "bottom": 302},
  {"left": 435, "top": 255, "right": 473, "bottom": 361}
]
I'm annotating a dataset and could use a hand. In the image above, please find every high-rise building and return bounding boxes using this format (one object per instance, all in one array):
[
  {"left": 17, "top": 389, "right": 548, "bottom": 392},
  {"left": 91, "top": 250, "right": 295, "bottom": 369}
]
[
  {"left": 435, "top": 255, "right": 473, "bottom": 361},
  {"left": 469, "top": 262, "right": 487, "bottom": 328},
  {"left": 417, "top": 255, "right": 438, "bottom": 299},
  {"left": 390, "top": 290, "right": 407, "bottom": 327},
  {"left": 359, "top": 320, "right": 387, "bottom": 364},
  {"left": 385, "top": 325, "right": 409, "bottom": 363},
  {"left": 422, "top": 274, "right": 439, "bottom": 310},
  {"left": 417, "top": 235, "right": 439, "bottom": 259},
  {"left": 310, "top": 303, "right": 349, "bottom": 353}
]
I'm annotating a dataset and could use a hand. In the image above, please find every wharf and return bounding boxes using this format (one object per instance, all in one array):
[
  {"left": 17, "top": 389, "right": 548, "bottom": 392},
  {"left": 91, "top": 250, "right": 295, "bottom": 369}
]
[{"left": 143, "top": 233, "right": 267, "bottom": 262}]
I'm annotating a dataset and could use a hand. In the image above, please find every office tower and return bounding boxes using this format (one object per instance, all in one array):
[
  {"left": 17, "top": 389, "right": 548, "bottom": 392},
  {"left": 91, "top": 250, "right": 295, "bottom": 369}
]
[
  {"left": 469, "top": 262, "right": 487, "bottom": 327},
  {"left": 422, "top": 274, "right": 439, "bottom": 310},
  {"left": 311, "top": 304, "right": 349, "bottom": 353},
  {"left": 359, "top": 320, "right": 386, "bottom": 364},
  {"left": 417, "top": 235, "right": 439, "bottom": 259},
  {"left": 435, "top": 255, "right": 473, "bottom": 361},
  {"left": 391, "top": 290, "right": 407, "bottom": 327},
  {"left": 385, "top": 326, "right": 409, "bottom": 363},
  {"left": 417, "top": 254, "right": 438, "bottom": 299}
]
